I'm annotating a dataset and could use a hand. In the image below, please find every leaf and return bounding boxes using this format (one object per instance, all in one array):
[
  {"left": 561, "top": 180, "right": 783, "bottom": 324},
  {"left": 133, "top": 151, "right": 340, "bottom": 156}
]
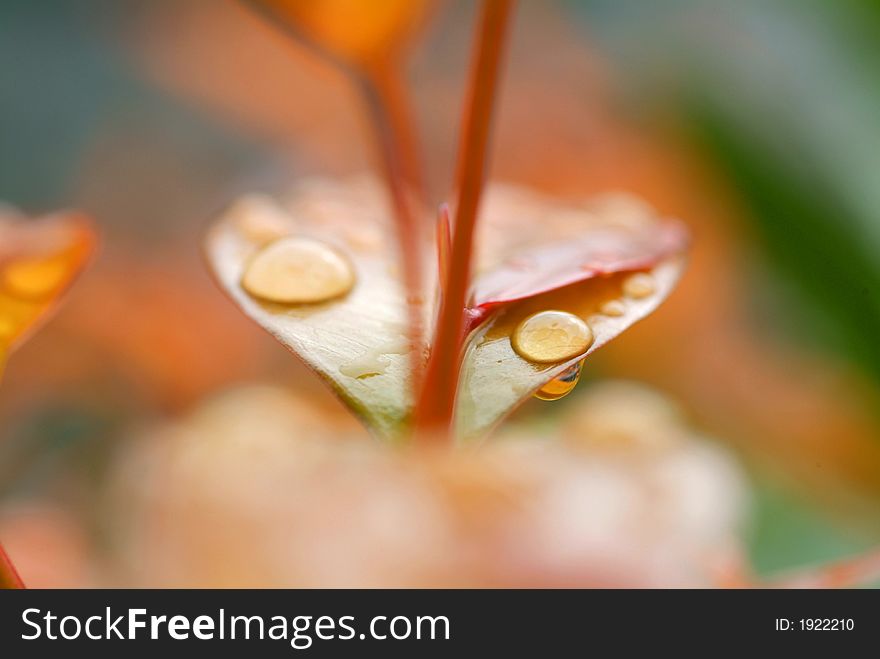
[
  {"left": 205, "top": 179, "right": 427, "bottom": 440},
  {"left": 457, "top": 257, "right": 686, "bottom": 439},
  {"left": 205, "top": 178, "right": 688, "bottom": 441},
  {"left": 0, "top": 209, "right": 96, "bottom": 363},
  {"left": 468, "top": 186, "right": 688, "bottom": 323},
  {"left": 451, "top": 186, "right": 688, "bottom": 438},
  {"left": 0, "top": 207, "right": 96, "bottom": 590}
]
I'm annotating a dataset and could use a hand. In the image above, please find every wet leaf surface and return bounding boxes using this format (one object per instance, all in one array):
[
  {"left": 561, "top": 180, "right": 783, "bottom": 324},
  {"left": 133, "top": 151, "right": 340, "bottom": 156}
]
[
  {"left": 206, "top": 178, "right": 689, "bottom": 441},
  {"left": 469, "top": 187, "right": 688, "bottom": 315},
  {"left": 457, "top": 257, "right": 686, "bottom": 439},
  {"left": 206, "top": 178, "right": 428, "bottom": 440},
  {"left": 453, "top": 186, "right": 688, "bottom": 437}
]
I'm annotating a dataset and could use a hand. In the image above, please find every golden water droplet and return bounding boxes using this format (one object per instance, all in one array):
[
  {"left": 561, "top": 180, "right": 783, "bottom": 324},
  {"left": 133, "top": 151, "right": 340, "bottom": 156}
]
[
  {"left": 535, "top": 360, "right": 584, "bottom": 401},
  {"left": 512, "top": 310, "right": 593, "bottom": 363},
  {"left": 599, "top": 299, "right": 626, "bottom": 317},
  {"left": 229, "top": 194, "right": 295, "bottom": 245},
  {"left": 622, "top": 272, "right": 656, "bottom": 299},
  {"left": 0, "top": 314, "right": 15, "bottom": 341},
  {"left": 242, "top": 236, "right": 355, "bottom": 304},
  {"left": 2, "top": 256, "right": 68, "bottom": 299}
]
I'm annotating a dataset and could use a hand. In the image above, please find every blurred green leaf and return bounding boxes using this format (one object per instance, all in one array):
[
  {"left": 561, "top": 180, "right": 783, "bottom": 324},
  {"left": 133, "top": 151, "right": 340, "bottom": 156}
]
[
  {"left": 748, "top": 479, "right": 880, "bottom": 578},
  {"left": 688, "top": 101, "right": 880, "bottom": 385},
  {"left": 568, "top": 0, "right": 880, "bottom": 401}
]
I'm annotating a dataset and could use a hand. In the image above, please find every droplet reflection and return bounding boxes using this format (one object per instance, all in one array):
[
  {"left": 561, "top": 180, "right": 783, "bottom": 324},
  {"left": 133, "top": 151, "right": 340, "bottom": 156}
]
[
  {"left": 535, "top": 360, "right": 584, "bottom": 401},
  {"left": 622, "top": 272, "right": 656, "bottom": 299}
]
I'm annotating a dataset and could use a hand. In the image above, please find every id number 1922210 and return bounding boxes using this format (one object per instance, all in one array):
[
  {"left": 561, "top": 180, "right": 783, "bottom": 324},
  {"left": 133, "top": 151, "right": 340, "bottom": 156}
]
[{"left": 775, "top": 618, "right": 854, "bottom": 631}]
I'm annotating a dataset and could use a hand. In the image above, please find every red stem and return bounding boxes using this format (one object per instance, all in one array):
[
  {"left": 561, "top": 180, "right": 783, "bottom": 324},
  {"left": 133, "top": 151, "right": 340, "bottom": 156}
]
[
  {"left": 0, "top": 542, "right": 24, "bottom": 589},
  {"left": 364, "top": 64, "right": 427, "bottom": 200},
  {"left": 415, "top": 0, "right": 514, "bottom": 436},
  {"left": 360, "top": 67, "right": 427, "bottom": 400}
]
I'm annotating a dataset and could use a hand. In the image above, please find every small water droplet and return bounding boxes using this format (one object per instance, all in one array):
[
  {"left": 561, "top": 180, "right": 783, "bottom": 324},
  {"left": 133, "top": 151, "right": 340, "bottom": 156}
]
[
  {"left": 229, "top": 194, "right": 295, "bottom": 245},
  {"left": 512, "top": 310, "right": 593, "bottom": 363},
  {"left": 339, "top": 336, "right": 410, "bottom": 379},
  {"left": 622, "top": 272, "right": 656, "bottom": 299},
  {"left": 599, "top": 299, "right": 626, "bottom": 317},
  {"left": 535, "top": 360, "right": 584, "bottom": 401},
  {"left": 339, "top": 354, "right": 385, "bottom": 379},
  {"left": 2, "top": 256, "right": 67, "bottom": 299},
  {"left": 242, "top": 236, "right": 355, "bottom": 304}
]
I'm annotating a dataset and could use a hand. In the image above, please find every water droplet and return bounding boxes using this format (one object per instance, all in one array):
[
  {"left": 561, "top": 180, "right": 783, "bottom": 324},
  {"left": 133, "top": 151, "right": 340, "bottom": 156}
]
[
  {"left": 535, "top": 360, "right": 584, "bottom": 401},
  {"left": 339, "top": 336, "right": 410, "bottom": 379},
  {"left": 622, "top": 272, "right": 655, "bottom": 299},
  {"left": 599, "top": 299, "right": 626, "bottom": 317},
  {"left": 2, "top": 256, "right": 67, "bottom": 299},
  {"left": 512, "top": 310, "right": 593, "bottom": 363},
  {"left": 242, "top": 236, "right": 355, "bottom": 304},
  {"left": 339, "top": 353, "right": 386, "bottom": 379},
  {"left": 229, "top": 194, "right": 295, "bottom": 245}
]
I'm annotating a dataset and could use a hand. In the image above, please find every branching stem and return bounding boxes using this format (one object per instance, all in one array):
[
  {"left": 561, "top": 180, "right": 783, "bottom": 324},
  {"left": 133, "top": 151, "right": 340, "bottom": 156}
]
[
  {"left": 361, "top": 65, "right": 428, "bottom": 401},
  {"left": 415, "top": 0, "right": 515, "bottom": 437}
]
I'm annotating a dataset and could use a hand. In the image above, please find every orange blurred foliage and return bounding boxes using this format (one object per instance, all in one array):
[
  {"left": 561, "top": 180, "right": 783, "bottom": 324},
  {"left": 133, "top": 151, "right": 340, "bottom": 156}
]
[
  {"left": 111, "top": 1, "right": 880, "bottom": 501},
  {"left": 250, "top": 0, "right": 434, "bottom": 69}
]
